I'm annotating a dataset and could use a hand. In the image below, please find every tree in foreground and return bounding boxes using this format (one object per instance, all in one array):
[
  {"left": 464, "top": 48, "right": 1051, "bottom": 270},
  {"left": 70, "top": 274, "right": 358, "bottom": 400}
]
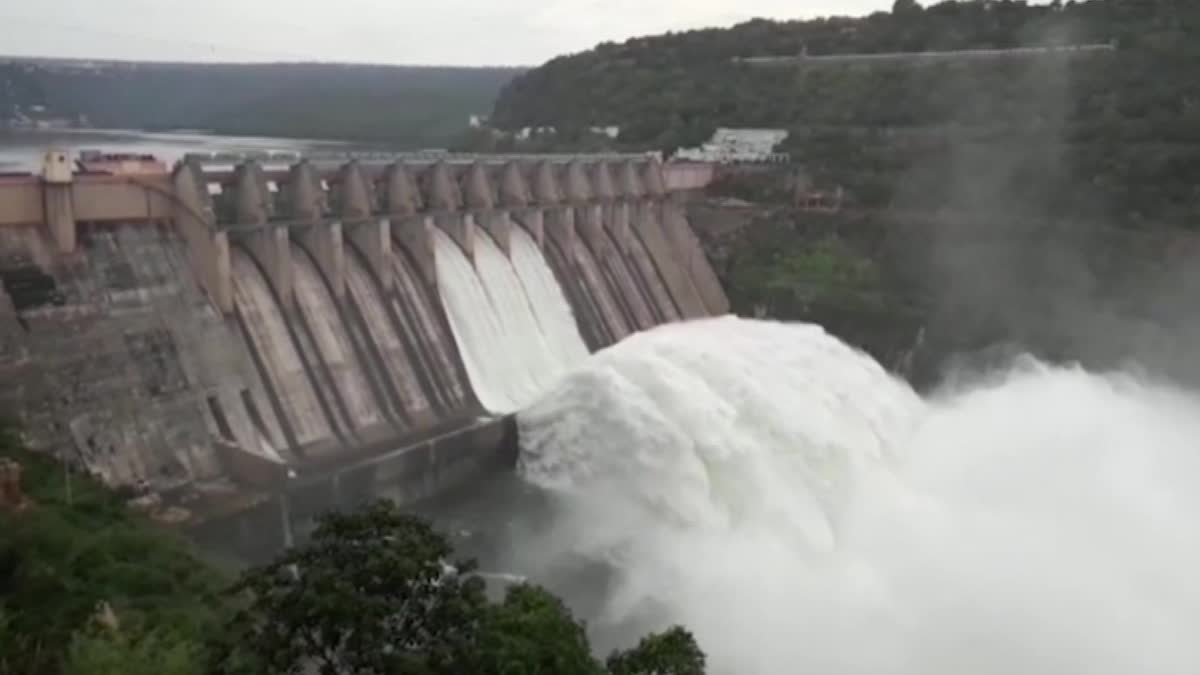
[
  {"left": 218, "top": 499, "right": 706, "bottom": 675},
  {"left": 607, "top": 627, "right": 707, "bottom": 675},
  {"left": 0, "top": 423, "right": 223, "bottom": 675}
]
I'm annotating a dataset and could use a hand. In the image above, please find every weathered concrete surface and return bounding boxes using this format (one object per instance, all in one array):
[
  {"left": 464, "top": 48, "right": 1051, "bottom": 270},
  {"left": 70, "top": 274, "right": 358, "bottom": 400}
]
[
  {"left": 191, "top": 415, "right": 517, "bottom": 563},
  {"left": 631, "top": 204, "right": 708, "bottom": 319},
  {"left": 0, "top": 154, "right": 728, "bottom": 550},
  {"left": 0, "top": 174, "right": 173, "bottom": 229},
  {"left": 0, "top": 224, "right": 279, "bottom": 493},
  {"left": 661, "top": 202, "right": 731, "bottom": 315}
]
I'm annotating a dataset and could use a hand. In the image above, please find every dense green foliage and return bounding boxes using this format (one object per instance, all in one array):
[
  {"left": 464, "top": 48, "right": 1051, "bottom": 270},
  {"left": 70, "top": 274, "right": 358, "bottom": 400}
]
[
  {"left": 219, "top": 499, "right": 706, "bottom": 675},
  {"left": 0, "top": 425, "right": 227, "bottom": 675},
  {"left": 606, "top": 627, "right": 707, "bottom": 675},
  {"left": 0, "top": 424, "right": 705, "bottom": 674},
  {"left": 1, "top": 61, "right": 519, "bottom": 145},
  {"left": 494, "top": 0, "right": 1200, "bottom": 227}
]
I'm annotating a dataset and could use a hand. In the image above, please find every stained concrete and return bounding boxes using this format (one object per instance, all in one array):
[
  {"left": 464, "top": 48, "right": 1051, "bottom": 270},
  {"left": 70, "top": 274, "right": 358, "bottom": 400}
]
[{"left": 0, "top": 154, "right": 726, "bottom": 555}]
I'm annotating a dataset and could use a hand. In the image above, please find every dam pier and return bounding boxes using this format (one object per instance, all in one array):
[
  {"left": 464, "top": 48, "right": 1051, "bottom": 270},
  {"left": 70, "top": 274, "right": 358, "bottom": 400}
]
[{"left": 0, "top": 150, "right": 726, "bottom": 559}]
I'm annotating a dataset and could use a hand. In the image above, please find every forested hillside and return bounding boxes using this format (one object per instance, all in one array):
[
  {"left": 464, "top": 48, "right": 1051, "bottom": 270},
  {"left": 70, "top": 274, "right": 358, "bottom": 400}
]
[
  {"left": 493, "top": 0, "right": 1200, "bottom": 228},
  {"left": 1, "top": 60, "right": 520, "bottom": 146},
  {"left": 0, "top": 66, "right": 46, "bottom": 113},
  {"left": 491, "top": 0, "right": 1200, "bottom": 382}
]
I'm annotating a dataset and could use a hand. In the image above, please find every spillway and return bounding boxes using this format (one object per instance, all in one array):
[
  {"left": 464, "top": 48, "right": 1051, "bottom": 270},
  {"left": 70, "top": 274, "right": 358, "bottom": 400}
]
[
  {"left": 0, "top": 153, "right": 740, "bottom": 535},
  {"left": 598, "top": 235, "right": 658, "bottom": 330},
  {"left": 626, "top": 231, "right": 682, "bottom": 323},
  {"left": 230, "top": 248, "right": 330, "bottom": 447},
  {"left": 390, "top": 248, "right": 470, "bottom": 412},
  {"left": 517, "top": 316, "right": 1200, "bottom": 675},
  {"left": 290, "top": 243, "right": 384, "bottom": 432},
  {"left": 508, "top": 225, "right": 590, "bottom": 370},
  {"left": 435, "top": 225, "right": 587, "bottom": 414},
  {"left": 538, "top": 236, "right": 614, "bottom": 350},
  {"left": 344, "top": 248, "right": 433, "bottom": 422},
  {"left": 572, "top": 239, "right": 633, "bottom": 340}
]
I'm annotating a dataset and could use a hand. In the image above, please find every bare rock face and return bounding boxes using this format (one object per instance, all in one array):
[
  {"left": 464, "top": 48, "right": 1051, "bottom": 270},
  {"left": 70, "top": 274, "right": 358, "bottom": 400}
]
[{"left": 0, "top": 458, "right": 30, "bottom": 512}]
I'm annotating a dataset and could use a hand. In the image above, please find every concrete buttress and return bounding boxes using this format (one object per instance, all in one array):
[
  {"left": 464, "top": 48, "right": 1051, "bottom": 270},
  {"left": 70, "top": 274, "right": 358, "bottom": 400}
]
[
  {"left": 287, "top": 160, "right": 345, "bottom": 300},
  {"left": 384, "top": 162, "right": 422, "bottom": 216},
  {"left": 565, "top": 160, "right": 610, "bottom": 259},
  {"left": 392, "top": 215, "right": 439, "bottom": 291},
  {"left": 347, "top": 219, "right": 392, "bottom": 291},
  {"left": 234, "top": 161, "right": 273, "bottom": 225},
  {"left": 463, "top": 162, "right": 509, "bottom": 255},
  {"left": 173, "top": 160, "right": 233, "bottom": 313},
  {"left": 337, "top": 161, "right": 373, "bottom": 223},
  {"left": 299, "top": 223, "right": 345, "bottom": 301},
  {"left": 42, "top": 150, "right": 76, "bottom": 254},
  {"left": 287, "top": 161, "right": 327, "bottom": 223},
  {"left": 425, "top": 163, "right": 472, "bottom": 259},
  {"left": 591, "top": 162, "right": 628, "bottom": 252},
  {"left": 532, "top": 161, "right": 574, "bottom": 258},
  {"left": 244, "top": 226, "right": 294, "bottom": 309}
]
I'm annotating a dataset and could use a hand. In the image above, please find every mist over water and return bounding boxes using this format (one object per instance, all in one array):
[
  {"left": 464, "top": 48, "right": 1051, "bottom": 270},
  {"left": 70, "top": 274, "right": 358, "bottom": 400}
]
[{"left": 516, "top": 316, "right": 1200, "bottom": 675}]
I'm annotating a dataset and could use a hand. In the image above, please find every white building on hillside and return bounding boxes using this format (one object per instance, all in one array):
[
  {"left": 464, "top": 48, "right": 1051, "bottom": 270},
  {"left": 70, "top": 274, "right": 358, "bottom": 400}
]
[
  {"left": 675, "top": 128, "right": 790, "bottom": 163},
  {"left": 590, "top": 125, "right": 620, "bottom": 139}
]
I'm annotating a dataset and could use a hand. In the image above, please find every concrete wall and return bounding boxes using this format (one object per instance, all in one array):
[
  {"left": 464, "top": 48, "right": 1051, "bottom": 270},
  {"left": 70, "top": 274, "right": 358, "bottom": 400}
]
[
  {"left": 0, "top": 153, "right": 728, "bottom": 551},
  {"left": 663, "top": 162, "right": 717, "bottom": 192},
  {"left": 0, "top": 174, "right": 174, "bottom": 230},
  {"left": 0, "top": 178, "right": 44, "bottom": 227},
  {"left": 191, "top": 415, "right": 517, "bottom": 563}
]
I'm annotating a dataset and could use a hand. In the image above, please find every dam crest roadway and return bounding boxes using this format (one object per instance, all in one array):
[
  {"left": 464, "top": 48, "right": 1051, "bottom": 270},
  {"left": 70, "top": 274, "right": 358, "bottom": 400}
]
[{"left": 0, "top": 149, "right": 728, "bottom": 558}]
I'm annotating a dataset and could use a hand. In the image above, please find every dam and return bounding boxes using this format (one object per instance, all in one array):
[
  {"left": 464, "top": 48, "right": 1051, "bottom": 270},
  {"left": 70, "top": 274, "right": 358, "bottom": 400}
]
[{"left": 0, "top": 149, "right": 728, "bottom": 557}]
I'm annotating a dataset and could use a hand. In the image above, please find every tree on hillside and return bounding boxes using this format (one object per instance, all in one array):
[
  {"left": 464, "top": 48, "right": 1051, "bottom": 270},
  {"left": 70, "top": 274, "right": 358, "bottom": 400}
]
[
  {"left": 0, "top": 423, "right": 224, "bottom": 675},
  {"left": 217, "top": 499, "right": 707, "bottom": 675},
  {"left": 0, "top": 411, "right": 705, "bottom": 675},
  {"left": 212, "top": 500, "right": 488, "bottom": 675},
  {"left": 607, "top": 627, "right": 707, "bottom": 675}
]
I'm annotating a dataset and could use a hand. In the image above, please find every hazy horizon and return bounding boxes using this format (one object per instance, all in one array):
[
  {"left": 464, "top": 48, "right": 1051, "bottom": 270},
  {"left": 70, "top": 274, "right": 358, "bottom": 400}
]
[{"left": 1, "top": 0, "right": 899, "bottom": 68}]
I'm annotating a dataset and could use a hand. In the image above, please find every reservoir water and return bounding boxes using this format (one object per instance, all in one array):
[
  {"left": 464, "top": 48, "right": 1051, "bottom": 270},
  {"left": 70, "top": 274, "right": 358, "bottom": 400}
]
[{"left": 0, "top": 128, "right": 355, "bottom": 172}]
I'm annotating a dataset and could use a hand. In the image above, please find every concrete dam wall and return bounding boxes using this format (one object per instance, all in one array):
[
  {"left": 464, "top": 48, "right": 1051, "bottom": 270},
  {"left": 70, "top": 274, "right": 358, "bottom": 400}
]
[{"left": 0, "top": 153, "right": 728, "bottom": 540}]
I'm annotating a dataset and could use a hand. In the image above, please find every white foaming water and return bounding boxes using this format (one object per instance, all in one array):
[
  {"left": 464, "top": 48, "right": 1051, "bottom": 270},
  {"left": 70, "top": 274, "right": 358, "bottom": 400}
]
[
  {"left": 517, "top": 316, "right": 1200, "bottom": 675},
  {"left": 508, "top": 224, "right": 590, "bottom": 371},
  {"left": 435, "top": 225, "right": 587, "bottom": 414}
]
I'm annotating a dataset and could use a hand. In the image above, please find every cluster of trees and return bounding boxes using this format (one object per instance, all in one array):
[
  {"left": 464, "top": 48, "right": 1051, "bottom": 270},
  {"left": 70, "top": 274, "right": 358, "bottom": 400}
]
[
  {"left": 0, "top": 424, "right": 230, "bottom": 675},
  {"left": 493, "top": 0, "right": 1194, "bottom": 135},
  {"left": 491, "top": 0, "right": 1200, "bottom": 381},
  {"left": 0, "top": 424, "right": 706, "bottom": 675},
  {"left": 3, "top": 61, "right": 521, "bottom": 146},
  {"left": 709, "top": 201, "right": 1200, "bottom": 387},
  {"left": 493, "top": 0, "right": 1200, "bottom": 227}
]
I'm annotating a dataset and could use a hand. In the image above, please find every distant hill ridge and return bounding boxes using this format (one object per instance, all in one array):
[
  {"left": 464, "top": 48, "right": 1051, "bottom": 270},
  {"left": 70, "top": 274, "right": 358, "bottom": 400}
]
[
  {"left": 490, "top": 0, "right": 1200, "bottom": 229},
  {"left": 1, "top": 58, "right": 522, "bottom": 146},
  {"left": 491, "top": 0, "right": 1195, "bottom": 146}
]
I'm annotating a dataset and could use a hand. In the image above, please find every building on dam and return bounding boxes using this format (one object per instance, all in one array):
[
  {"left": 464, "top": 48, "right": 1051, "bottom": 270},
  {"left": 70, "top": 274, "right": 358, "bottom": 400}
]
[{"left": 0, "top": 149, "right": 727, "bottom": 556}]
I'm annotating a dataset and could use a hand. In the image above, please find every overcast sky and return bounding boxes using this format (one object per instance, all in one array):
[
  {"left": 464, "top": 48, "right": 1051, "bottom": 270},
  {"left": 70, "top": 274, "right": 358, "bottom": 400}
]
[{"left": 0, "top": 0, "right": 896, "bottom": 67}]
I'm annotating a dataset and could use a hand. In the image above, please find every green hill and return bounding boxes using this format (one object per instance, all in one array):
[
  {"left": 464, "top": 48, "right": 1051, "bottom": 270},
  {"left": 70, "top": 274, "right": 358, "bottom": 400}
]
[
  {"left": 492, "top": 0, "right": 1200, "bottom": 228},
  {"left": 2, "top": 60, "right": 520, "bottom": 146}
]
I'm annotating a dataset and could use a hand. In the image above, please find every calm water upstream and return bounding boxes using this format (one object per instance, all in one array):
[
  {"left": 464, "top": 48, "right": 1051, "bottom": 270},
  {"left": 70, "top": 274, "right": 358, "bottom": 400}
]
[{"left": 0, "top": 128, "right": 358, "bottom": 172}]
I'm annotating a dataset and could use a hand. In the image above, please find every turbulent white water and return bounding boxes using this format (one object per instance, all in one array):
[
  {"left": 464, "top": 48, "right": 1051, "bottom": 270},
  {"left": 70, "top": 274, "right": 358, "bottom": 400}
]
[
  {"left": 434, "top": 224, "right": 587, "bottom": 414},
  {"left": 517, "top": 316, "right": 1200, "bottom": 675},
  {"left": 508, "top": 224, "right": 590, "bottom": 371}
]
